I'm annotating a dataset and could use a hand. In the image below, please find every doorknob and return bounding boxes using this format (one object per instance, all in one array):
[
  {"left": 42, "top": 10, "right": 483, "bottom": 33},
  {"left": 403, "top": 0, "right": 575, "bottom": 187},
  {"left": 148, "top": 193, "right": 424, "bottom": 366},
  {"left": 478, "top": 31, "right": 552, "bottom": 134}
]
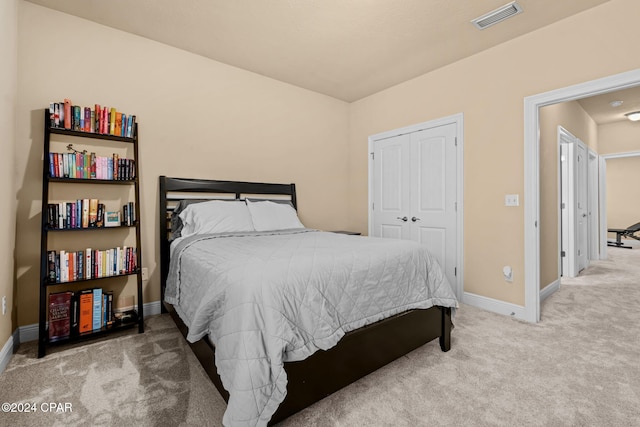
[
  {"left": 411, "top": 217, "right": 421, "bottom": 222},
  {"left": 397, "top": 216, "right": 408, "bottom": 222}
]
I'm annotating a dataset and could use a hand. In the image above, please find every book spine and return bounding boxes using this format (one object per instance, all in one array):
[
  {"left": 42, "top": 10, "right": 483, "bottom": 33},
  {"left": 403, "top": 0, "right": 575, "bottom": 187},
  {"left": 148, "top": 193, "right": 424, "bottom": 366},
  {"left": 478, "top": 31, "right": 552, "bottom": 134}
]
[
  {"left": 84, "top": 107, "right": 91, "bottom": 132},
  {"left": 92, "top": 288, "right": 102, "bottom": 331},
  {"left": 48, "top": 291, "right": 72, "bottom": 342},
  {"left": 79, "top": 290, "right": 93, "bottom": 334},
  {"left": 47, "top": 250, "right": 56, "bottom": 282},
  {"left": 85, "top": 249, "right": 92, "bottom": 280},
  {"left": 64, "top": 99, "right": 71, "bottom": 129},
  {"left": 110, "top": 107, "right": 116, "bottom": 135}
]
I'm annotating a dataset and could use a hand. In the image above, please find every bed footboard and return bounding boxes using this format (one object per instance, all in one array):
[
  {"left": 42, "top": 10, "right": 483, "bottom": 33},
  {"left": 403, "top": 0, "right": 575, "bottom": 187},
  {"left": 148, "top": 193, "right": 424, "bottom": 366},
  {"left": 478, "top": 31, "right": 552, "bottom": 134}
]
[{"left": 165, "top": 300, "right": 451, "bottom": 425}]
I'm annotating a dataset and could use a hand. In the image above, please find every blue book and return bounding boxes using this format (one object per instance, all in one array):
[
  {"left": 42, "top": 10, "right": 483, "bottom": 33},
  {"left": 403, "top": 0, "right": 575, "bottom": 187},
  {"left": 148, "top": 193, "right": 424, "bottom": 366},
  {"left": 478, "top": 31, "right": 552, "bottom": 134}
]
[
  {"left": 92, "top": 288, "right": 102, "bottom": 330},
  {"left": 49, "top": 153, "right": 55, "bottom": 177}
]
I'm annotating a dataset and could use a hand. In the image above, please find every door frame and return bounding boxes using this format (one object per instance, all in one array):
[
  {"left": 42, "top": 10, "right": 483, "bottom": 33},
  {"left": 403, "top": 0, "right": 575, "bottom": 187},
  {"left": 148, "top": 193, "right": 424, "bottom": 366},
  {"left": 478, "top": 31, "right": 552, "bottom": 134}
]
[
  {"left": 367, "top": 113, "right": 464, "bottom": 299},
  {"left": 587, "top": 148, "right": 599, "bottom": 261},
  {"left": 524, "top": 68, "right": 640, "bottom": 323}
]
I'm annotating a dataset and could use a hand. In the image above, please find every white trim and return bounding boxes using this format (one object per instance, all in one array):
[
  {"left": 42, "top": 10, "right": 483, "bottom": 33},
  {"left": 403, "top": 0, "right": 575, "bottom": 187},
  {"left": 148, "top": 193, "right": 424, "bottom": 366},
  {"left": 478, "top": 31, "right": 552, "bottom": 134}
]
[
  {"left": 598, "top": 156, "right": 608, "bottom": 260},
  {"left": 602, "top": 150, "right": 640, "bottom": 160},
  {"left": 524, "top": 68, "right": 640, "bottom": 323},
  {"left": 540, "top": 279, "right": 560, "bottom": 302},
  {"left": 19, "top": 323, "right": 38, "bottom": 343},
  {"left": 18, "top": 300, "right": 163, "bottom": 343},
  {"left": 462, "top": 292, "right": 526, "bottom": 320},
  {"left": 143, "top": 300, "right": 162, "bottom": 316},
  {"left": 367, "top": 113, "right": 464, "bottom": 300},
  {"left": 0, "top": 330, "right": 18, "bottom": 374}
]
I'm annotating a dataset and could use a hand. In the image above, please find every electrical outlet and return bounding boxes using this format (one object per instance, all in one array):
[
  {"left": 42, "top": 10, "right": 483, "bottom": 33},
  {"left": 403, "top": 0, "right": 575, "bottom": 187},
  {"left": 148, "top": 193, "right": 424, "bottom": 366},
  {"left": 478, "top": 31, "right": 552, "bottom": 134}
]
[
  {"left": 141, "top": 268, "right": 149, "bottom": 281},
  {"left": 2, "top": 296, "right": 6, "bottom": 315}
]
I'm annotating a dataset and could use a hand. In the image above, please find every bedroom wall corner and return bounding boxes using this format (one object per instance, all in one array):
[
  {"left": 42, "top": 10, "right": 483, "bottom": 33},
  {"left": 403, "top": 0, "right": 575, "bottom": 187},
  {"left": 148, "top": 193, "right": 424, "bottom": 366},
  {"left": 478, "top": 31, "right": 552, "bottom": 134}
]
[{"left": 0, "top": 0, "right": 19, "bottom": 367}]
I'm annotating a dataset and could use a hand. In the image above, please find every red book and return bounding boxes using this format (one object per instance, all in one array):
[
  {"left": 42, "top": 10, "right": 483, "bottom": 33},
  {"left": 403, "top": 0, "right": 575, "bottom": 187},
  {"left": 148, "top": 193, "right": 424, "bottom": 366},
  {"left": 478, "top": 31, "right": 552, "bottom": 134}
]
[
  {"left": 49, "top": 291, "right": 73, "bottom": 342},
  {"left": 64, "top": 99, "right": 72, "bottom": 129}
]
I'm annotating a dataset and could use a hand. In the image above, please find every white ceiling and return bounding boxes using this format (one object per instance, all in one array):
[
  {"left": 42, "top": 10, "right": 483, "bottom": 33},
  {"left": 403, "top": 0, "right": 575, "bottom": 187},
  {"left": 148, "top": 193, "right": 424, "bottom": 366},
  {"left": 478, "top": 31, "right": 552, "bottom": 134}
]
[{"left": 25, "top": 0, "right": 610, "bottom": 102}]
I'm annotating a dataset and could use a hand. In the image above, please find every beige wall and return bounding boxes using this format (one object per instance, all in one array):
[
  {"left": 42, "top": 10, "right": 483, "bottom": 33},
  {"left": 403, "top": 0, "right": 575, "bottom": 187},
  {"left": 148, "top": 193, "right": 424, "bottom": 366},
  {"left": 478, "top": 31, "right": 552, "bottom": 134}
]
[
  {"left": 16, "top": 3, "right": 350, "bottom": 326},
  {"left": 0, "top": 0, "right": 18, "bottom": 350},
  {"left": 599, "top": 121, "right": 640, "bottom": 232},
  {"left": 349, "top": 0, "right": 640, "bottom": 305},
  {"left": 538, "top": 101, "right": 597, "bottom": 289}
]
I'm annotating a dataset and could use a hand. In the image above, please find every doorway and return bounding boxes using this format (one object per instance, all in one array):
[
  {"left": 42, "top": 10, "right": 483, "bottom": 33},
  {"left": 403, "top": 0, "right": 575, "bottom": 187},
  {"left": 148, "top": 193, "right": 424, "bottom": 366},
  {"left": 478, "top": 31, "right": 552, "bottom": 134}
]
[{"left": 524, "top": 68, "right": 640, "bottom": 323}]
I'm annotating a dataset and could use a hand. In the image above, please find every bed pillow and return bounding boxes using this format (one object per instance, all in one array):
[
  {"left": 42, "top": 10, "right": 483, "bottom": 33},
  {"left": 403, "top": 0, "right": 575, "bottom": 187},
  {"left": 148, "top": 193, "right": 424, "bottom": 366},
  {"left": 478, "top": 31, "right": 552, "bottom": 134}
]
[
  {"left": 179, "top": 200, "right": 255, "bottom": 237},
  {"left": 170, "top": 199, "right": 209, "bottom": 239},
  {"left": 246, "top": 199, "right": 305, "bottom": 231}
]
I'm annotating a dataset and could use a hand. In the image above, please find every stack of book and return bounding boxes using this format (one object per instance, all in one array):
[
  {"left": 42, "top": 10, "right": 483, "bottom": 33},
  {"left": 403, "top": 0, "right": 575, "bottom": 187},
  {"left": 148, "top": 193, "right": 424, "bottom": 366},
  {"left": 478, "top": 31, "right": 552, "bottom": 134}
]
[
  {"left": 49, "top": 100, "right": 136, "bottom": 138},
  {"left": 48, "top": 152, "right": 135, "bottom": 180},
  {"left": 45, "top": 200, "right": 135, "bottom": 229},
  {"left": 48, "top": 288, "right": 126, "bottom": 341},
  {"left": 46, "top": 247, "right": 137, "bottom": 284}
]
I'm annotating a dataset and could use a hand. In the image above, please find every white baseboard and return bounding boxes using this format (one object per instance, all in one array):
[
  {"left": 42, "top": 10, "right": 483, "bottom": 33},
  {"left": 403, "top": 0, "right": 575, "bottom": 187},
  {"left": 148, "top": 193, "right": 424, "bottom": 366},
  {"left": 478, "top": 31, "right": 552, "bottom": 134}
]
[
  {"left": 18, "top": 300, "right": 163, "bottom": 344},
  {"left": 0, "top": 329, "right": 19, "bottom": 374},
  {"left": 463, "top": 291, "right": 527, "bottom": 321},
  {"left": 540, "top": 279, "right": 560, "bottom": 302}
]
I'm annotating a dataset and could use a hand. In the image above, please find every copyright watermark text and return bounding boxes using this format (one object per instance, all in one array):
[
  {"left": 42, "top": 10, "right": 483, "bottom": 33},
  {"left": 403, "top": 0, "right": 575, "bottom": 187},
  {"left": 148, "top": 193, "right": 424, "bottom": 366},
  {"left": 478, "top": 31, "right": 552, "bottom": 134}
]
[{"left": 2, "top": 402, "right": 73, "bottom": 413}]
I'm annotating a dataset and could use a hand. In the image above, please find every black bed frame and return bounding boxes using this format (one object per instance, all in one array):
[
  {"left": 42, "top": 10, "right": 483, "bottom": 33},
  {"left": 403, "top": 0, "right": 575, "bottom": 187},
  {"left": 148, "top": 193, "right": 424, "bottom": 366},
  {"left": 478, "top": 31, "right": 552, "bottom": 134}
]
[{"left": 158, "top": 176, "right": 452, "bottom": 425}]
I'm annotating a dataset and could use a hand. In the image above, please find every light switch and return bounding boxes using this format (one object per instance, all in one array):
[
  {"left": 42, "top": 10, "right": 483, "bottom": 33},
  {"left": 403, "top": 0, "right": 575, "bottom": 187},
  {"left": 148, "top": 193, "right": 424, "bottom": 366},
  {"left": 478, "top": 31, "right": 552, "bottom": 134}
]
[{"left": 505, "top": 194, "right": 519, "bottom": 207}]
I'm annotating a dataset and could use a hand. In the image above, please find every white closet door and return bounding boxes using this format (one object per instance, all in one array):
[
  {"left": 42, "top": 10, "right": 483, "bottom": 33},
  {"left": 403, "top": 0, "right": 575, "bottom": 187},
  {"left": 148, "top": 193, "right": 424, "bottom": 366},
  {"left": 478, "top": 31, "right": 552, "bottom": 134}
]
[
  {"left": 371, "top": 133, "right": 411, "bottom": 240},
  {"left": 372, "top": 122, "right": 458, "bottom": 287},
  {"left": 410, "top": 123, "right": 457, "bottom": 284}
]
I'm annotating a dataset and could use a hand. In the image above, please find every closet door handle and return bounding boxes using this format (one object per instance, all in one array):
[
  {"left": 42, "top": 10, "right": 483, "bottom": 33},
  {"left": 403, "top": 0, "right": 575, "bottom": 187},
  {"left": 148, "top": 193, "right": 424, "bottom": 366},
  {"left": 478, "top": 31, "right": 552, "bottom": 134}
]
[
  {"left": 397, "top": 216, "right": 408, "bottom": 222},
  {"left": 411, "top": 217, "right": 421, "bottom": 222}
]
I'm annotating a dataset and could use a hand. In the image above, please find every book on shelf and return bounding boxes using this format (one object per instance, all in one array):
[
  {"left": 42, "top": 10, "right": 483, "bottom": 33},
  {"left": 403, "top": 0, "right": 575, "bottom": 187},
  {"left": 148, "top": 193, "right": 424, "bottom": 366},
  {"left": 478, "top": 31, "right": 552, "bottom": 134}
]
[
  {"left": 78, "top": 289, "right": 93, "bottom": 334},
  {"left": 48, "top": 151, "right": 135, "bottom": 181},
  {"left": 48, "top": 291, "right": 73, "bottom": 342},
  {"left": 92, "top": 288, "right": 102, "bottom": 331},
  {"left": 48, "top": 101, "right": 136, "bottom": 138},
  {"left": 47, "top": 246, "right": 137, "bottom": 283}
]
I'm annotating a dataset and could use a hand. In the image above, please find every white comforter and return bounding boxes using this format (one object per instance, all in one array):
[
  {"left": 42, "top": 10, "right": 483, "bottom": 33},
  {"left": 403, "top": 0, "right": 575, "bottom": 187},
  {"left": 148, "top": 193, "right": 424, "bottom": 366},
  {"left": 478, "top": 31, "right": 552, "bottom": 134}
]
[{"left": 165, "top": 229, "right": 457, "bottom": 426}]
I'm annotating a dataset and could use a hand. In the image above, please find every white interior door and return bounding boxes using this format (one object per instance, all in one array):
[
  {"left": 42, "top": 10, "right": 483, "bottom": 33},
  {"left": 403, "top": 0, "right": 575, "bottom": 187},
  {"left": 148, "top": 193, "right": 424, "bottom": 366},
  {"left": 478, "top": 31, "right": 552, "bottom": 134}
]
[
  {"left": 371, "top": 122, "right": 458, "bottom": 288},
  {"left": 371, "top": 134, "right": 411, "bottom": 240},
  {"left": 410, "top": 124, "right": 457, "bottom": 283},
  {"left": 559, "top": 126, "right": 589, "bottom": 278},
  {"left": 576, "top": 139, "right": 588, "bottom": 272},
  {"left": 560, "top": 142, "right": 570, "bottom": 277}
]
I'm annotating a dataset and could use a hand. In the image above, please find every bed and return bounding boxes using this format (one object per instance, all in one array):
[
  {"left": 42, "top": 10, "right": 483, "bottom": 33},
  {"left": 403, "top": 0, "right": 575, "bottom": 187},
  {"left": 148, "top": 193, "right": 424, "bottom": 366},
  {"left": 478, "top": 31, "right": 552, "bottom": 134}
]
[{"left": 158, "top": 176, "right": 458, "bottom": 426}]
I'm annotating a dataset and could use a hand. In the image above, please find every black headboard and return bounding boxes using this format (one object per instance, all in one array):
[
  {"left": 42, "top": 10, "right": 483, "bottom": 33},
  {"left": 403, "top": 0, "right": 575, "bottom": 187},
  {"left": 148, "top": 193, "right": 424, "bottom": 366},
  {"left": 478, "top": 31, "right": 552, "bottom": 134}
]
[{"left": 158, "top": 176, "right": 297, "bottom": 310}]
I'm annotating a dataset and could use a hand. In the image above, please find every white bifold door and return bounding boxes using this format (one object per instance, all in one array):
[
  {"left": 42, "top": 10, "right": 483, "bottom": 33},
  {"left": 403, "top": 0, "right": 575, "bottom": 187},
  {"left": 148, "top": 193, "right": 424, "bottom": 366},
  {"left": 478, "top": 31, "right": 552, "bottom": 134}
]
[{"left": 371, "top": 123, "right": 458, "bottom": 288}]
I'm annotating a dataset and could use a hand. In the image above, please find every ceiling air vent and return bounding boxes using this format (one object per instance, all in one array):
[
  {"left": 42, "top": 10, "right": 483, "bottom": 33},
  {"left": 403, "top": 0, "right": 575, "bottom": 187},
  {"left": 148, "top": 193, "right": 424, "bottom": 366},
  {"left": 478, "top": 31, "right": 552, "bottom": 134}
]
[{"left": 471, "top": 1, "right": 523, "bottom": 30}]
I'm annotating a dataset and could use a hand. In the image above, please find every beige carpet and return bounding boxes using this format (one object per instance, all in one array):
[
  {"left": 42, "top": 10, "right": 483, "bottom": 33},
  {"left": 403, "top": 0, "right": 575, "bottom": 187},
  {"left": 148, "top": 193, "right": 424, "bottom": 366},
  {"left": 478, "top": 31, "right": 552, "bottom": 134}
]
[{"left": 1, "top": 243, "right": 639, "bottom": 426}]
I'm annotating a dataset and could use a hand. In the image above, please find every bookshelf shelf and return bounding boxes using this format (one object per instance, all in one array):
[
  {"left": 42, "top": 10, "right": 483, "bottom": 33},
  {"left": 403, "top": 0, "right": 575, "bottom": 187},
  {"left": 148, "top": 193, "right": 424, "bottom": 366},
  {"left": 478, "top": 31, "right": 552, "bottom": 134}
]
[
  {"left": 49, "top": 126, "right": 136, "bottom": 143},
  {"left": 45, "top": 223, "right": 138, "bottom": 232},
  {"left": 47, "top": 177, "right": 137, "bottom": 185},
  {"left": 39, "top": 108, "right": 144, "bottom": 358},
  {"left": 45, "top": 270, "right": 140, "bottom": 287}
]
